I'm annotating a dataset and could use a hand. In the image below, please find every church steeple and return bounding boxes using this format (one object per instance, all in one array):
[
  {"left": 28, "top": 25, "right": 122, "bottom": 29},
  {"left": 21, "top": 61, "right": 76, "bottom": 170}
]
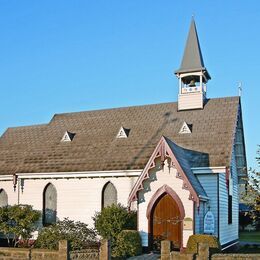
[{"left": 175, "top": 19, "right": 210, "bottom": 111}]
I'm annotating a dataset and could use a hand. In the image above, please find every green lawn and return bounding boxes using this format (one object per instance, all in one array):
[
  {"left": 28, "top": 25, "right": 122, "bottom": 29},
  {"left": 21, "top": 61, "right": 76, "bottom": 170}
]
[{"left": 239, "top": 231, "right": 260, "bottom": 243}]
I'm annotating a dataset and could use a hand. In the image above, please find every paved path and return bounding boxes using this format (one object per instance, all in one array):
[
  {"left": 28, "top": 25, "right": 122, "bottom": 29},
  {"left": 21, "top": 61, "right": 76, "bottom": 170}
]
[{"left": 127, "top": 253, "right": 160, "bottom": 260}]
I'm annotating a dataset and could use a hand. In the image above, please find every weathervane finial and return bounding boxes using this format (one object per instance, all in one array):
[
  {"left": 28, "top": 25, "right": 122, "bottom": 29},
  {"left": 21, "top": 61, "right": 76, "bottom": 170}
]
[{"left": 238, "top": 82, "right": 242, "bottom": 97}]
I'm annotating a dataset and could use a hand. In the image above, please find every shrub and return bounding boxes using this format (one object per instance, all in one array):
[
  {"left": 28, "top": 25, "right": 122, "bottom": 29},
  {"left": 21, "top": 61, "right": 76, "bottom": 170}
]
[
  {"left": 35, "top": 218, "right": 97, "bottom": 250},
  {"left": 0, "top": 204, "right": 40, "bottom": 247},
  {"left": 93, "top": 203, "right": 137, "bottom": 255},
  {"left": 186, "top": 234, "right": 221, "bottom": 254},
  {"left": 113, "top": 230, "right": 142, "bottom": 258}
]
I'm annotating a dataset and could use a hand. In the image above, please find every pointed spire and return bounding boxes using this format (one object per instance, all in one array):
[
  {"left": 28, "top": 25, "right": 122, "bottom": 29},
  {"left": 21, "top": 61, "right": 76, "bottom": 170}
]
[{"left": 175, "top": 18, "right": 210, "bottom": 80}]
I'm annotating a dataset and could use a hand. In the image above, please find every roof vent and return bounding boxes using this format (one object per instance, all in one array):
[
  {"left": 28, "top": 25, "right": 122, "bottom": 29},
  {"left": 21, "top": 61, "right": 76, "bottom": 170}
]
[
  {"left": 61, "top": 131, "right": 75, "bottom": 142},
  {"left": 179, "top": 122, "right": 192, "bottom": 134},
  {"left": 116, "top": 127, "right": 130, "bottom": 138}
]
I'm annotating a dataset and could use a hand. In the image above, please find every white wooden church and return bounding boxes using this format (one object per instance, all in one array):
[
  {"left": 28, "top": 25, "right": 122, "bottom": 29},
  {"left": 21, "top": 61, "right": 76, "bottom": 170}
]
[{"left": 0, "top": 20, "right": 247, "bottom": 251}]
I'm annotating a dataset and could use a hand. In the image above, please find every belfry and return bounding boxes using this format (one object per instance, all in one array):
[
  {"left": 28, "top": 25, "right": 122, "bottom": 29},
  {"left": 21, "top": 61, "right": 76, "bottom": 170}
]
[{"left": 175, "top": 19, "right": 211, "bottom": 111}]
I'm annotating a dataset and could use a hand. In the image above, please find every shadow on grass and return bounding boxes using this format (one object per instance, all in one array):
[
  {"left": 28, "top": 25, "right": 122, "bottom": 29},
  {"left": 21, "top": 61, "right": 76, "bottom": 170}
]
[
  {"left": 239, "top": 231, "right": 260, "bottom": 243},
  {"left": 237, "top": 244, "right": 260, "bottom": 253}
]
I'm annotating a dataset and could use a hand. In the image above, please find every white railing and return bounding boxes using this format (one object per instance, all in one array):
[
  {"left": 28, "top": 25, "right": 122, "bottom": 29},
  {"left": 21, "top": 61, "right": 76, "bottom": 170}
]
[{"left": 181, "top": 84, "right": 206, "bottom": 94}]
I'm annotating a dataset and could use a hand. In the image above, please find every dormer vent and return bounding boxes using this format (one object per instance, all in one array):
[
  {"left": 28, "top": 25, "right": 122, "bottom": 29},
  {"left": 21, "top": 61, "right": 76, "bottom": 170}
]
[
  {"left": 116, "top": 127, "right": 130, "bottom": 138},
  {"left": 179, "top": 122, "right": 192, "bottom": 134},
  {"left": 61, "top": 131, "right": 75, "bottom": 142}
]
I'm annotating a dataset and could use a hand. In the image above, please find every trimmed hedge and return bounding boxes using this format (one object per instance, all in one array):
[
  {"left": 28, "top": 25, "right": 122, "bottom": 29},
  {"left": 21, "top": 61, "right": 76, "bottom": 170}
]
[
  {"left": 113, "top": 230, "right": 142, "bottom": 258},
  {"left": 186, "top": 234, "right": 221, "bottom": 254}
]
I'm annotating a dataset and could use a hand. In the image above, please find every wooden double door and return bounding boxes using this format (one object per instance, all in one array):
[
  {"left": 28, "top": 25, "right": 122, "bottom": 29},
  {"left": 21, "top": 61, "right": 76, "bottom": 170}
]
[{"left": 150, "top": 193, "right": 181, "bottom": 250}]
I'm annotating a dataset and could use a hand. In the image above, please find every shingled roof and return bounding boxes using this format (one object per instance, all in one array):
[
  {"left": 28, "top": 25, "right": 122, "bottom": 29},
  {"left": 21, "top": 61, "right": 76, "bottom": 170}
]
[{"left": 0, "top": 97, "right": 240, "bottom": 175}]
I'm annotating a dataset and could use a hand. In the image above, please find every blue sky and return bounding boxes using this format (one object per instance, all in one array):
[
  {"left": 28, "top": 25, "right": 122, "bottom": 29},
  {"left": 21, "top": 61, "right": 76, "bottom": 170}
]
[{"left": 0, "top": 0, "right": 259, "bottom": 169}]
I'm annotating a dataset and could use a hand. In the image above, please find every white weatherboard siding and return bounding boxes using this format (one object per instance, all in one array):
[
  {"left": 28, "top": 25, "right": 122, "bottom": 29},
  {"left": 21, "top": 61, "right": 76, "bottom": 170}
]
[
  {"left": 178, "top": 92, "right": 203, "bottom": 110},
  {"left": 197, "top": 174, "right": 218, "bottom": 237},
  {"left": 138, "top": 159, "right": 194, "bottom": 247},
  {"left": 0, "top": 175, "right": 138, "bottom": 228},
  {"left": 219, "top": 149, "right": 239, "bottom": 246}
]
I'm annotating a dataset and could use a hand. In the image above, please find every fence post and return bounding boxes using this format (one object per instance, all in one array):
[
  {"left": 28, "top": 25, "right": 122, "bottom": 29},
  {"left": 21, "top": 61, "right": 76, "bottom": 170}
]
[
  {"left": 161, "top": 240, "right": 171, "bottom": 260},
  {"left": 99, "top": 239, "right": 111, "bottom": 260},
  {"left": 59, "top": 240, "right": 69, "bottom": 260},
  {"left": 197, "top": 243, "right": 209, "bottom": 260}
]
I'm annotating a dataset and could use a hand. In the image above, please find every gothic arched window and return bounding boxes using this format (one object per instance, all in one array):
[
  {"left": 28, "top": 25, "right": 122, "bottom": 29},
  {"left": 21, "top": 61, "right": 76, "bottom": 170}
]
[
  {"left": 0, "top": 189, "right": 8, "bottom": 207},
  {"left": 102, "top": 182, "right": 117, "bottom": 209},
  {"left": 43, "top": 183, "right": 57, "bottom": 225}
]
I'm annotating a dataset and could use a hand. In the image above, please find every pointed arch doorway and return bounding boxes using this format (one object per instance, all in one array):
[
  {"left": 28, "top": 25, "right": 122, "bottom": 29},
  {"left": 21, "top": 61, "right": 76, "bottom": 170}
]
[{"left": 147, "top": 185, "right": 184, "bottom": 251}]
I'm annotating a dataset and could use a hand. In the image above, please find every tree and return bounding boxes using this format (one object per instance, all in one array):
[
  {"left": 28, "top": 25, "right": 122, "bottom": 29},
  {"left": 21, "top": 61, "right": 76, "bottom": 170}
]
[
  {"left": 35, "top": 218, "right": 97, "bottom": 250},
  {"left": 0, "top": 204, "right": 40, "bottom": 247},
  {"left": 241, "top": 146, "right": 260, "bottom": 229}
]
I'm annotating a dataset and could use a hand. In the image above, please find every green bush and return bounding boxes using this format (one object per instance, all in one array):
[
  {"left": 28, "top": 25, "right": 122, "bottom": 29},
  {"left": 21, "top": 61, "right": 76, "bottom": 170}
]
[
  {"left": 113, "top": 230, "right": 142, "bottom": 258},
  {"left": 93, "top": 204, "right": 136, "bottom": 241},
  {"left": 35, "top": 218, "right": 97, "bottom": 250},
  {"left": 186, "top": 234, "right": 221, "bottom": 254},
  {"left": 0, "top": 204, "right": 40, "bottom": 247},
  {"left": 93, "top": 203, "right": 137, "bottom": 255}
]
